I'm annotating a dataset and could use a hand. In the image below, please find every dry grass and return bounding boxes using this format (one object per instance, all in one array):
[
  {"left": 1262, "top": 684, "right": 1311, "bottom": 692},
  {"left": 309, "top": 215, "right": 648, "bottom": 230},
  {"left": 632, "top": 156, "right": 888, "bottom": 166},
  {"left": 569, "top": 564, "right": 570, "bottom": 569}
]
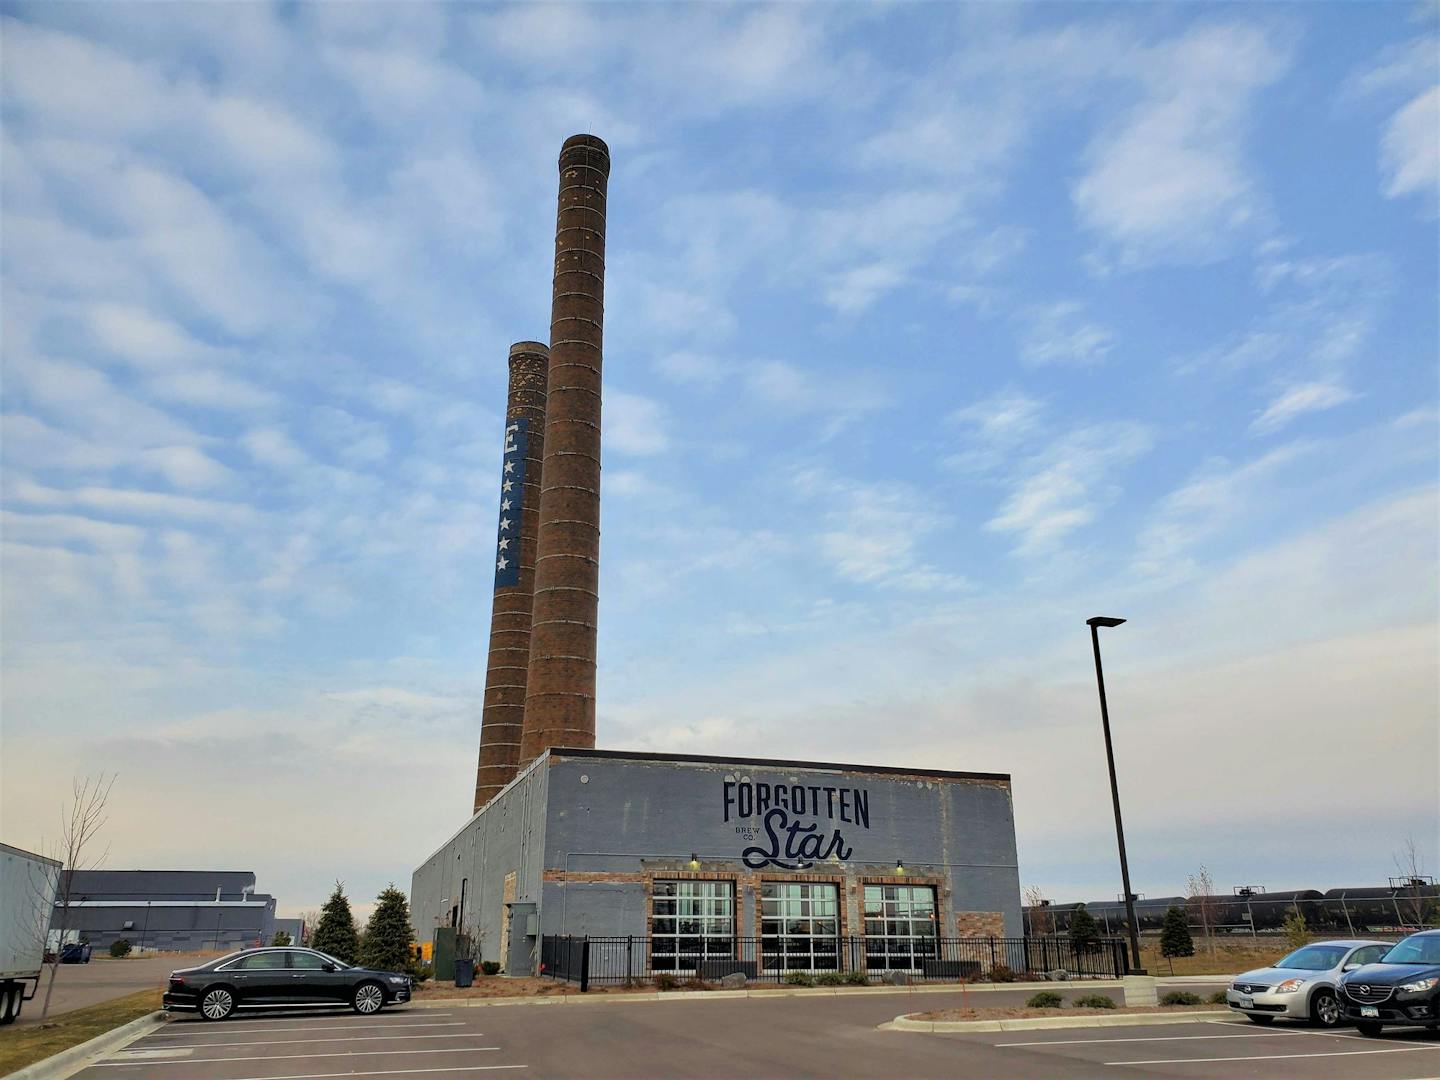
[
  {"left": 1141, "top": 939, "right": 1294, "bottom": 976},
  {"left": 915, "top": 1003, "right": 1223, "bottom": 1021},
  {"left": 411, "top": 976, "right": 604, "bottom": 999},
  {"left": 0, "top": 988, "right": 162, "bottom": 1075}
]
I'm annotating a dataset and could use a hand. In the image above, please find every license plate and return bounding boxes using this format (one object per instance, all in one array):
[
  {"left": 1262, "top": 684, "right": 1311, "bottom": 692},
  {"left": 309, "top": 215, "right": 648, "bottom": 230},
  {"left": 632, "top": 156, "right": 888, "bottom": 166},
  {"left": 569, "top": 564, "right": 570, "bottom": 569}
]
[
  {"left": 1360, "top": 1006, "right": 1379, "bottom": 1018},
  {"left": 1238, "top": 995, "right": 1253, "bottom": 1009}
]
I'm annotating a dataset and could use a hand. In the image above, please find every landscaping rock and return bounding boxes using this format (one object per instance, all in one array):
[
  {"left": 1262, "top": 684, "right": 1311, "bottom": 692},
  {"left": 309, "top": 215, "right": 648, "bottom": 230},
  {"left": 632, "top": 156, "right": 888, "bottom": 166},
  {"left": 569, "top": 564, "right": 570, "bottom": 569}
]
[
  {"left": 885, "top": 971, "right": 912, "bottom": 986},
  {"left": 718, "top": 972, "right": 747, "bottom": 989},
  {"left": 1046, "top": 969, "right": 1070, "bottom": 981}
]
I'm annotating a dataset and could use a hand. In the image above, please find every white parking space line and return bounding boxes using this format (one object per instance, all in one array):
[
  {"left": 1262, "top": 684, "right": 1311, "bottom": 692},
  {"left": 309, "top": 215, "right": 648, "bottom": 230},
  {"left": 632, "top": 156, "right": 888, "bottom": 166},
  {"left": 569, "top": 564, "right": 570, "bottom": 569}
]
[
  {"left": 1108, "top": 1045, "right": 1440, "bottom": 1066},
  {"left": 1205, "top": 1019, "right": 1431, "bottom": 1047},
  {"left": 137, "top": 1033, "right": 486, "bottom": 1049},
  {"left": 224, "top": 1068, "right": 525, "bottom": 1079},
  {"left": 149, "top": 1020, "right": 464, "bottom": 1037},
  {"left": 997, "top": 1032, "right": 1285, "bottom": 1047},
  {"left": 95, "top": 1047, "right": 501, "bottom": 1067}
]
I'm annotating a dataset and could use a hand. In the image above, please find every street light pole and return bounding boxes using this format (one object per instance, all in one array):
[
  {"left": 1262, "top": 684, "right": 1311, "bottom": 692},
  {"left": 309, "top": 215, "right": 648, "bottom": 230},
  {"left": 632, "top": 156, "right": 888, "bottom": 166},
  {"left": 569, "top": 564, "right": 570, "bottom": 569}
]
[{"left": 1087, "top": 616, "right": 1145, "bottom": 975}]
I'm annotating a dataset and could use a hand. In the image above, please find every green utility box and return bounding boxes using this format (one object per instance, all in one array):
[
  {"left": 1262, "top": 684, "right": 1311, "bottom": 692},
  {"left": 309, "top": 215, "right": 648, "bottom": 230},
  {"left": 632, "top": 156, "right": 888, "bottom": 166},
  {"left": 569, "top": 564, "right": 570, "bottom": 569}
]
[{"left": 431, "top": 927, "right": 456, "bottom": 982}]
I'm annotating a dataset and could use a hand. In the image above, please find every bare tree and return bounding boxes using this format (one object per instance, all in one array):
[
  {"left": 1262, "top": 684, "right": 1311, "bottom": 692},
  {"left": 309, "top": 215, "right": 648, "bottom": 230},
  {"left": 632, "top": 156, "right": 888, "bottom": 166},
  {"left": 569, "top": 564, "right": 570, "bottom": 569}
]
[
  {"left": 1392, "top": 836, "right": 1436, "bottom": 926},
  {"left": 40, "top": 775, "right": 117, "bottom": 1017},
  {"left": 1186, "top": 864, "right": 1217, "bottom": 957},
  {"left": 1022, "top": 885, "right": 1055, "bottom": 935}
]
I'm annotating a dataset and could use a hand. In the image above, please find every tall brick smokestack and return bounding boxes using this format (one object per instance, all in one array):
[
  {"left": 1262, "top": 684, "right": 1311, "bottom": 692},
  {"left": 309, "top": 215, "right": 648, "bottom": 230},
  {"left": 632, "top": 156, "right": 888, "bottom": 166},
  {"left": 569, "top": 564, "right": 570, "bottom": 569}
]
[
  {"left": 520, "top": 134, "right": 610, "bottom": 764},
  {"left": 473, "top": 341, "right": 550, "bottom": 813}
]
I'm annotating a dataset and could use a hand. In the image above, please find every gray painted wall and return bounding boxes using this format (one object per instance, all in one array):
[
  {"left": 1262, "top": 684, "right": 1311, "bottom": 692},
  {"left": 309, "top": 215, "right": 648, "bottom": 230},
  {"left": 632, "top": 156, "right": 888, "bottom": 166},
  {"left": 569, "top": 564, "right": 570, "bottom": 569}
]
[
  {"left": 410, "top": 761, "right": 549, "bottom": 969},
  {"left": 411, "top": 750, "right": 1021, "bottom": 972}
]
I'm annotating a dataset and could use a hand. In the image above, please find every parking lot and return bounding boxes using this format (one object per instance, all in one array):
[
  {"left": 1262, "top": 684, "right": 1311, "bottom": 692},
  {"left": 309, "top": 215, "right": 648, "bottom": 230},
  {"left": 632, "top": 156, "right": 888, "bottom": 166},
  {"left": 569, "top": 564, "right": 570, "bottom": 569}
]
[{"left": 74, "top": 990, "right": 1439, "bottom": 1079}]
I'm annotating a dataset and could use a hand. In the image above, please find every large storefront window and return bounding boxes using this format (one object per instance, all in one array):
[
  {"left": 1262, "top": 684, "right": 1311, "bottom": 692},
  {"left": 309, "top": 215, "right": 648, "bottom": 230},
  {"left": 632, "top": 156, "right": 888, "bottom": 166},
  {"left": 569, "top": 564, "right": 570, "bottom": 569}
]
[
  {"left": 761, "top": 882, "right": 839, "bottom": 972},
  {"left": 864, "top": 884, "right": 938, "bottom": 971},
  {"left": 651, "top": 880, "right": 734, "bottom": 971}
]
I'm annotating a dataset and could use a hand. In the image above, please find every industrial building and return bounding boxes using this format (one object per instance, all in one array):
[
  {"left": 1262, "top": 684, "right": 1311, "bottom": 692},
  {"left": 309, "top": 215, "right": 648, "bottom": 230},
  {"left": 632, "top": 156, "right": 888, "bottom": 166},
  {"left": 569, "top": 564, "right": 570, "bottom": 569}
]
[
  {"left": 51, "top": 870, "right": 277, "bottom": 952},
  {"left": 414, "top": 748, "right": 1021, "bottom": 974},
  {"left": 411, "top": 133, "right": 1023, "bottom": 976}
]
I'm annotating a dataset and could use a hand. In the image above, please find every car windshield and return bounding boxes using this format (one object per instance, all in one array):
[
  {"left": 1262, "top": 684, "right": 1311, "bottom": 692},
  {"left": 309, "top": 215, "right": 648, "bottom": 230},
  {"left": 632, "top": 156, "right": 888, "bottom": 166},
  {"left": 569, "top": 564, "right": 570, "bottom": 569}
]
[
  {"left": 1274, "top": 945, "right": 1347, "bottom": 970},
  {"left": 1380, "top": 935, "right": 1440, "bottom": 965}
]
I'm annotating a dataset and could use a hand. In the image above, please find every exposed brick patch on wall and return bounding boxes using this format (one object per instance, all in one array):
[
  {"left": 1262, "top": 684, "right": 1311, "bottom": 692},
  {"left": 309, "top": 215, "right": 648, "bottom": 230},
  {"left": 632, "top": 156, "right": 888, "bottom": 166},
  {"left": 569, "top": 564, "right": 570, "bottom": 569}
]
[{"left": 955, "top": 910, "right": 1005, "bottom": 938}]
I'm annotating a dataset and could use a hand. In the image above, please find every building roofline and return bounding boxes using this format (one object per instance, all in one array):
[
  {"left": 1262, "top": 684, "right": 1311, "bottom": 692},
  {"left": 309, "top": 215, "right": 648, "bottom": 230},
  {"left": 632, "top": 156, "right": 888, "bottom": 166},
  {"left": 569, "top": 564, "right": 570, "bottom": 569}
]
[{"left": 543, "top": 747, "right": 1011, "bottom": 784}]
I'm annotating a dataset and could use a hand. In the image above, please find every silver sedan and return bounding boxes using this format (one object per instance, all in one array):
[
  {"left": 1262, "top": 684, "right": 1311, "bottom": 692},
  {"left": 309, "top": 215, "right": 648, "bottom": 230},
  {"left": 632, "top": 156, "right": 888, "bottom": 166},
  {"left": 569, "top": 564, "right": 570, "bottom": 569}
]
[{"left": 1228, "top": 939, "right": 1392, "bottom": 1027}]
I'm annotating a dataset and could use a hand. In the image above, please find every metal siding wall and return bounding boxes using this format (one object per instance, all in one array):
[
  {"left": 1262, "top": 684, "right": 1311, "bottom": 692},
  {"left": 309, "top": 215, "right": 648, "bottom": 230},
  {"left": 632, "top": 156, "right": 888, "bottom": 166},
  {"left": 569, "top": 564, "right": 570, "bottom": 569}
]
[{"left": 410, "top": 762, "right": 550, "bottom": 968}]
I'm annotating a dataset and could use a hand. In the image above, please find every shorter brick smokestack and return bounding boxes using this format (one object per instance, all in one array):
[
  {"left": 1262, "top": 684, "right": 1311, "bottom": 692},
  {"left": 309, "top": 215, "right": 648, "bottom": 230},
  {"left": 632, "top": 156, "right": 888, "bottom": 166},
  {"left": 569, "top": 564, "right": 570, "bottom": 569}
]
[{"left": 473, "top": 341, "right": 549, "bottom": 813}]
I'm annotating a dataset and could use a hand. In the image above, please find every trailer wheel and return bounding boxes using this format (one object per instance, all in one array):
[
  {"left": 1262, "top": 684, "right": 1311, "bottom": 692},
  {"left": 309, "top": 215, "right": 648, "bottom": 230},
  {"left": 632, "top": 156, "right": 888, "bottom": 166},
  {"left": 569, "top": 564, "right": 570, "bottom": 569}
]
[{"left": 0, "top": 985, "right": 19, "bottom": 1026}]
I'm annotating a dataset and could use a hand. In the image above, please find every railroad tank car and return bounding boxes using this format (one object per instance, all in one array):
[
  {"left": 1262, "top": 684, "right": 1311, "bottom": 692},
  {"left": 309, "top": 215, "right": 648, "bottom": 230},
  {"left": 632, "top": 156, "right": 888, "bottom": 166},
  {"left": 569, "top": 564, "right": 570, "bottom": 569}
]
[{"left": 1323, "top": 885, "right": 1440, "bottom": 931}]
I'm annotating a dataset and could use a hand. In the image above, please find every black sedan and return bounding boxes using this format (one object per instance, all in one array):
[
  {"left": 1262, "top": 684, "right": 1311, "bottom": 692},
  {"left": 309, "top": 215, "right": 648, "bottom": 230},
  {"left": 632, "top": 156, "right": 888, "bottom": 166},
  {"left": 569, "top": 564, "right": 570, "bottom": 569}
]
[
  {"left": 163, "top": 947, "right": 411, "bottom": 1021},
  {"left": 1338, "top": 928, "right": 1440, "bottom": 1036}
]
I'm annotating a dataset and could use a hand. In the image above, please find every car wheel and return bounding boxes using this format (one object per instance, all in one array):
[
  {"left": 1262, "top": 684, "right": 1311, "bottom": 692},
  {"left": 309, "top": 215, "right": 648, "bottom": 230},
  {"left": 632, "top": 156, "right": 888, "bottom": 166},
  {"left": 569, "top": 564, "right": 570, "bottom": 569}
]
[
  {"left": 1356, "top": 1021, "right": 1384, "bottom": 1038},
  {"left": 1246, "top": 1014, "right": 1275, "bottom": 1025},
  {"left": 352, "top": 982, "right": 385, "bottom": 1015},
  {"left": 200, "top": 986, "right": 236, "bottom": 1021},
  {"left": 1310, "top": 989, "right": 1341, "bottom": 1028}
]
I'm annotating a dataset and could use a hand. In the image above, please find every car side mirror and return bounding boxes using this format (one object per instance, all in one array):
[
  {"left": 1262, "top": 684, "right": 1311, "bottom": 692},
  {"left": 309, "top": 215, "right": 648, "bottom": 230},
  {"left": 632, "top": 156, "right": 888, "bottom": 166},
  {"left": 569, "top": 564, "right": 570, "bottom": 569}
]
[
  {"left": 322, "top": 962, "right": 336, "bottom": 972},
  {"left": 1342, "top": 963, "right": 1360, "bottom": 972}
]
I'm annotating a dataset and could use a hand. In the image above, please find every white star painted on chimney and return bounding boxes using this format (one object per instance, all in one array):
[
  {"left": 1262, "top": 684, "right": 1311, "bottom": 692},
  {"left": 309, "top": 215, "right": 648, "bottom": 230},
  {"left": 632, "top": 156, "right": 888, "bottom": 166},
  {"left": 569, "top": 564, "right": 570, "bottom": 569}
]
[
  {"left": 501, "top": 498, "right": 512, "bottom": 511},
  {"left": 504, "top": 460, "right": 515, "bottom": 474},
  {"left": 502, "top": 480, "right": 514, "bottom": 492},
  {"left": 500, "top": 517, "right": 513, "bottom": 531},
  {"left": 498, "top": 538, "right": 511, "bottom": 551},
  {"left": 497, "top": 555, "right": 509, "bottom": 570}
]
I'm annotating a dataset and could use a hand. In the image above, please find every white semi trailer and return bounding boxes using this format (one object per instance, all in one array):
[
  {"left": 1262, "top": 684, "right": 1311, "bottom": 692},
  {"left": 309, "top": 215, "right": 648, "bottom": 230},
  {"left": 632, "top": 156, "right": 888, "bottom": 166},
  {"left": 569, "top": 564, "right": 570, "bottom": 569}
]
[{"left": 1, "top": 841, "right": 62, "bottom": 1024}]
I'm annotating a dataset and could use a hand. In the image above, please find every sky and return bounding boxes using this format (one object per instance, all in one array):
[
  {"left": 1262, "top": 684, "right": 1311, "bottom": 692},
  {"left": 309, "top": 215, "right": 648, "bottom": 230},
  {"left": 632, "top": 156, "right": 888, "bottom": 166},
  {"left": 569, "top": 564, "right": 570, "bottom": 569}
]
[{"left": 1, "top": 2, "right": 1436, "bottom": 920}]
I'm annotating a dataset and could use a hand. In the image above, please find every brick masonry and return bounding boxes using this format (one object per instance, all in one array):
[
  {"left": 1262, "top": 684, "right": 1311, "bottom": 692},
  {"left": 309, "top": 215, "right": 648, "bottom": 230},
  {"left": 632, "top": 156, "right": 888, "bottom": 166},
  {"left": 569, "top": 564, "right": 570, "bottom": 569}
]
[
  {"left": 521, "top": 134, "right": 611, "bottom": 764},
  {"left": 955, "top": 910, "right": 1006, "bottom": 938},
  {"left": 474, "top": 342, "right": 550, "bottom": 813}
]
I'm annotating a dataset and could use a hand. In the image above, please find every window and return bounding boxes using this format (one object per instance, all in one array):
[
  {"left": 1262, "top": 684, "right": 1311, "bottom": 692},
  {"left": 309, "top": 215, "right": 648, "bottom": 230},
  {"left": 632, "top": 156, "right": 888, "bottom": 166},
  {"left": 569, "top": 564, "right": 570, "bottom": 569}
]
[
  {"left": 1349, "top": 945, "right": 1385, "bottom": 967},
  {"left": 761, "top": 882, "right": 839, "bottom": 972},
  {"left": 286, "top": 951, "right": 327, "bottom": 970},
  {"left": 232, "top": 951, "right": 287, "bottom": 970},
  {"left": 651, "top": 880, "right": 734, "bottom": 972},
  {"left": 864, "top": 884, "right": 938, "bottom": 971}
]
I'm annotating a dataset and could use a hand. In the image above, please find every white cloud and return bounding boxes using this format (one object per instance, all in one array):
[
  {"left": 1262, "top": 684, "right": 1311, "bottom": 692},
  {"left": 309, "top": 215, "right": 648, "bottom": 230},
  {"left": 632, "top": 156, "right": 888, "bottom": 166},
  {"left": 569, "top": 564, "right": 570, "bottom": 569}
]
[
  {"left": 1381, "top": 85, "right": 1439, "bottom": 206},
  {"left": 10, "top": 479, "right": 255, "bottom": 525},
  {"left": 606, "top": 392, "right": 670, "bottom": 456},
  {"left": 1251, "top": 380, "right": 1357, "bottom": 433},
  {"left": 984, "top": 423, "right": 1153, "bottom": 554},
  {"left": 653, "top": 352, "right": 731, "bottom": 388},
  {"left": 1073, "top": 24, "right": 1289, "bottom": 265},
  {"left": 1017, "top": 301, "right": 1115, "bottom": 367},
  {"left": 823, "top": 262, "right": 906, "bottom": 315}
]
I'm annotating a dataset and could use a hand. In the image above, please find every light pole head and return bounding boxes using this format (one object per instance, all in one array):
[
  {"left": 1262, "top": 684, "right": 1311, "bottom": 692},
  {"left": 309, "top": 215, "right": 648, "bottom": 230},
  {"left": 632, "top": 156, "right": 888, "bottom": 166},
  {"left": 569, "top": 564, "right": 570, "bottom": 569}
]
[{"left": 1087, "top": 616, "right": 1126, "bottom": 628}]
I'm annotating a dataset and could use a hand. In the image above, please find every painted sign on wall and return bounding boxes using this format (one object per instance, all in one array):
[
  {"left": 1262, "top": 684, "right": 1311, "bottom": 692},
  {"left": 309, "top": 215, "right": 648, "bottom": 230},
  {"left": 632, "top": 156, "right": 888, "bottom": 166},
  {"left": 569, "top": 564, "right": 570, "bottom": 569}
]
[{"left": 722, "top": 779, "right": 872, "bottom": 870}]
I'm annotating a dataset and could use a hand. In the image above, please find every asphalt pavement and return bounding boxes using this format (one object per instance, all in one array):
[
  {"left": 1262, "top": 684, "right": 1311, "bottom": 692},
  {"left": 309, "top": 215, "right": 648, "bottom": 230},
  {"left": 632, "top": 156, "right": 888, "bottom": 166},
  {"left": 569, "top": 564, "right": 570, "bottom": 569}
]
[
  {"left": 73, "top": 984, "right": 1440, "bottom": 1079},
  {"left": 17, "top": 956, "right": 218, "bottom": 1025}
]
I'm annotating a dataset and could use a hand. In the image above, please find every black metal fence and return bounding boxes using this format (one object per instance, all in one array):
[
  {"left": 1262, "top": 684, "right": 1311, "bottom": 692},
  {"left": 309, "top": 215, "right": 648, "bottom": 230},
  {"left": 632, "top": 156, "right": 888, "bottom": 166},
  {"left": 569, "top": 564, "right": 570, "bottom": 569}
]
[{"left": 540, "top": 935, "right": 1129, "bottom": 990}]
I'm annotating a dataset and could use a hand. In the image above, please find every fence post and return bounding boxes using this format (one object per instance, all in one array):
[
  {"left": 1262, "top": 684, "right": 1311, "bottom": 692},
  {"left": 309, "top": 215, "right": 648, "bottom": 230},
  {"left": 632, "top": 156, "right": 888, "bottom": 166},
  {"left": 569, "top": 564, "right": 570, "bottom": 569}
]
[
  {"left": 626, "top": 935, "right": 634, "bottom": 985},
  {"left": 580, "top": 937, "right": 590, "bottom": 993}
]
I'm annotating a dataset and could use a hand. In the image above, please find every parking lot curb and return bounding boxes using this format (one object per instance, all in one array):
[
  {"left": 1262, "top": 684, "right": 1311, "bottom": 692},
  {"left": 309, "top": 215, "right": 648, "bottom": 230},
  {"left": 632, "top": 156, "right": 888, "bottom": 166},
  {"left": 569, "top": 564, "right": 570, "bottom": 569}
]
[
  {"left": 880, "top": 1009, "right": 1233, "bottom": 1033},
  {"left": 6, "top": 1010, "right": 167, "bottom": 1080},
  {"left": 408, "top": 978, "right": 1156, "bottom": 1009}
]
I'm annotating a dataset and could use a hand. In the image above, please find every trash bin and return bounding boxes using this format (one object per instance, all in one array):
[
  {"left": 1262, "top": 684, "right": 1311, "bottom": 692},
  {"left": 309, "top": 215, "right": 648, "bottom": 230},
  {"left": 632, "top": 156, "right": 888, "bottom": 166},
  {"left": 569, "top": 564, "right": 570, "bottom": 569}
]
[{"left": 454, "top": 958, "right": 474, "bottom": 988}]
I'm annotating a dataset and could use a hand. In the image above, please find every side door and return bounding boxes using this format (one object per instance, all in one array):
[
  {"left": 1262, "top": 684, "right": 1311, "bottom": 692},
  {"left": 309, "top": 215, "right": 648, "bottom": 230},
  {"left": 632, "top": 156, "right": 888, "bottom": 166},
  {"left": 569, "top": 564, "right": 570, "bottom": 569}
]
[
  {"left": 285, "top": 949, "right": 352, "bottom": 1005},
  {"left": 223, "top": 951, "right": 293, "bottom": 1005}
]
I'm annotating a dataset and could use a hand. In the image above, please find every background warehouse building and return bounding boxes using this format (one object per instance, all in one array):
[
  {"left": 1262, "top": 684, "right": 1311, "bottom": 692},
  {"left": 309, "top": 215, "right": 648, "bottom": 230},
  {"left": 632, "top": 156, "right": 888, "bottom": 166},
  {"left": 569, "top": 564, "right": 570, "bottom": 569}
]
[
  {"left": 411, "top": 749, "right": 1022, "bottom": 975},
  {"left": 52, "top": 870, "right": 277, "bottom": 952}
]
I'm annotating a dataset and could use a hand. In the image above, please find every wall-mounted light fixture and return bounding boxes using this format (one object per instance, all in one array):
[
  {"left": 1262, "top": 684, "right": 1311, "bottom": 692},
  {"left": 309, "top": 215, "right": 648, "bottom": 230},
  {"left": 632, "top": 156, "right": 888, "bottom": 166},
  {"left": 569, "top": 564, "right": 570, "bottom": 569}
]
[
  {"left": 895, "top": 861, "right": 905, "bottom": 876},
  {"left": 689, "top": 854, "right": 701, "bottom": 870}
]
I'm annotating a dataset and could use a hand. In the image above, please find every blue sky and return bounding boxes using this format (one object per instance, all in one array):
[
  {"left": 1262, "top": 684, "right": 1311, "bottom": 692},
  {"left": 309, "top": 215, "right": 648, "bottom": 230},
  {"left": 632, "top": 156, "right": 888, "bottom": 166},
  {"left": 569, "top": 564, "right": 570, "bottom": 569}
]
[{"left": 2, "top": 2, "right": 1436, "bottom": 918}]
